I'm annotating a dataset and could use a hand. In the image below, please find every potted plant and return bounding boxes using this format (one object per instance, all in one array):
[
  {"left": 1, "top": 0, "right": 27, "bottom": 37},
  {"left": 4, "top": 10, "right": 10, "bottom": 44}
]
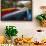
[
  {"left": 36, "top": 14, "right": 46, "bottom": 27},
  {"left": 5, "top": 26, "right": 18, "bottom": 43}
]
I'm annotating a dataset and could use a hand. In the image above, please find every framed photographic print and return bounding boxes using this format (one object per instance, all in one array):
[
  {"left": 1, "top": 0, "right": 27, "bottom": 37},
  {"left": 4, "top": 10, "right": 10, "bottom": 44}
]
[{"left": 1, "top": 0, "right": 32, "bottom": 21}]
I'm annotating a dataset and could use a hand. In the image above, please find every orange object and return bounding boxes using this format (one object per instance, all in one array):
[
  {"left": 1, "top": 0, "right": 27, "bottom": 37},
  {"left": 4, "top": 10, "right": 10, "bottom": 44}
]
[
  {"left": 2, "top": 8, "right": 16, "bottom": 12},
  {"left": 0, "top": 36, "right": 6, "bottom": 44}
]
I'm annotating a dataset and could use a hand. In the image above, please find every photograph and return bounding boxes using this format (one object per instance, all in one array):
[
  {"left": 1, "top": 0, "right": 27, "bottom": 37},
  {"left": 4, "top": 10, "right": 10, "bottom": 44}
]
[{"left": 1, "top": 0, "right": 32, "bottom": 21}]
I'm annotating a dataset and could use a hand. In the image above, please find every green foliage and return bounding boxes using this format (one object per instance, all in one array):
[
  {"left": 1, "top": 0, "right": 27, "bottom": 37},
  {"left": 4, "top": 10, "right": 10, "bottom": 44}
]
[
  {"left": 5, "top": 26, "right": 18, "bottom": 39},
  {"left": 1, "top": 0, "right": 17, "bottom": 8},
  {"left": 36, "top": 14, "right": 46, "bottom": 21}
]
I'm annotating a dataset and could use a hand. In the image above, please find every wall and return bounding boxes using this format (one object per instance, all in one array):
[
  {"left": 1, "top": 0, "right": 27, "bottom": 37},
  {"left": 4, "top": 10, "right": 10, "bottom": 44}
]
[{"left": 0, "top": 0, "right": 46, "bottom": 41}]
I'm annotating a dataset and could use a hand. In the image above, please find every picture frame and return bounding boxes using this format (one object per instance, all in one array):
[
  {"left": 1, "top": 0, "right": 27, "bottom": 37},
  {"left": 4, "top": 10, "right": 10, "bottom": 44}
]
[{"left": 1, "top": 0, "right": 32, "bottom": 21}]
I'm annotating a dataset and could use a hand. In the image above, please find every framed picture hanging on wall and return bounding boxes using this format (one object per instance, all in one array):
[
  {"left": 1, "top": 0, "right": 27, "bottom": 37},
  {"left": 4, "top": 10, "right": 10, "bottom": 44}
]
[{"left": 1, "top": 0, "right": 32, "bottom": 21}]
